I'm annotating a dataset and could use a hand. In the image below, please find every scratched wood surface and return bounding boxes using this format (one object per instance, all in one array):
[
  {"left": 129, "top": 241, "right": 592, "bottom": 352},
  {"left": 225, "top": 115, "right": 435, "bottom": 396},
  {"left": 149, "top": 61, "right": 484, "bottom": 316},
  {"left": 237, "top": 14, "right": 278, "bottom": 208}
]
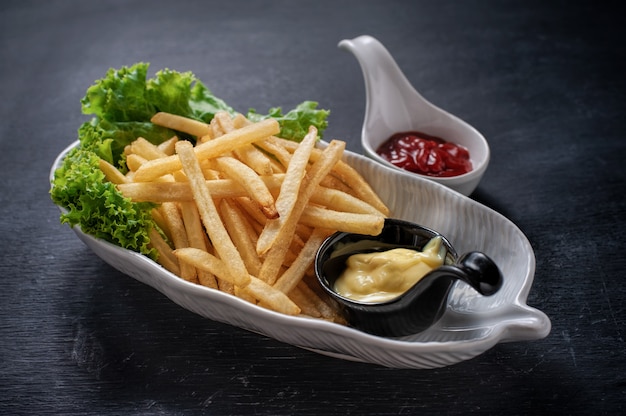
[{"left": 1, "top": 0, "right": 625, "bottom": 414}]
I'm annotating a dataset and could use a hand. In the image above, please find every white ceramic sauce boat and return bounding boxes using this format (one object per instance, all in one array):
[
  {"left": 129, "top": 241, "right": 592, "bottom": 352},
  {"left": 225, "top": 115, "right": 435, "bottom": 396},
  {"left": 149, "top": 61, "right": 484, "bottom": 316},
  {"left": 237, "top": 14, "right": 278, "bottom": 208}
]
[{"left": 338, "top": 35, "right": 490, "bottom": 196}]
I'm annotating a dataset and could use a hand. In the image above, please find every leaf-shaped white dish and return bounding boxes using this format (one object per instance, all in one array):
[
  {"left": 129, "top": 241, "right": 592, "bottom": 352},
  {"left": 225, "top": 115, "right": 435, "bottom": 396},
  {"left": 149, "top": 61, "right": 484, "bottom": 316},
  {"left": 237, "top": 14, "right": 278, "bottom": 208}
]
[{"left": 50, "top": 141, "right": 550, "bottom": 369}]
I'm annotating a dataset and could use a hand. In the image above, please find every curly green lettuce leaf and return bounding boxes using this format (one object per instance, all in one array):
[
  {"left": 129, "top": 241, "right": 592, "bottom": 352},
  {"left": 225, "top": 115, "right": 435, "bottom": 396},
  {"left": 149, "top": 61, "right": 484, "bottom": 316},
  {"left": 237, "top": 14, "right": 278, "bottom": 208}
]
[
  {"left": 52, "top": 62, "right": 331, "bottom": 258},
  {"left": 80, "top": 62, "right": 329, "bottom": 142},
  {"left": 81, "top": 63, "right": 155, "bottom": 122},
  {"left": 50, "top": 147, "right": 158, "bottom": 259},
  {"left": 147, "top": 68, "right": 235, "bottom": 122},
  {"left": 78, "top": 118, "right": 175, "bottom": 168},
  {"left": 247, "top": 101, "right": 330, "bottom": 142}
]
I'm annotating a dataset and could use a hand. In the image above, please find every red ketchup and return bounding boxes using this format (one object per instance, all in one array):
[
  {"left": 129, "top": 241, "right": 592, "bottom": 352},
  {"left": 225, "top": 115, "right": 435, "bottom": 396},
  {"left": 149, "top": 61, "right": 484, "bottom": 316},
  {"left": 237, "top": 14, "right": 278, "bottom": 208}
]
[{"left": 376, "top": 131, "right": 472, "bottom": 177}]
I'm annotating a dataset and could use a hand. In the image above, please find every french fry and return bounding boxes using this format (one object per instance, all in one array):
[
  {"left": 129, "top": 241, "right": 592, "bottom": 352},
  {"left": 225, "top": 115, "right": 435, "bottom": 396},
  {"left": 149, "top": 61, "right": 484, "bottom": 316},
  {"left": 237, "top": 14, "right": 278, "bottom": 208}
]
[
  {"left": 173, "top": 247, "right": 300, "bottom": 315},
  {"left": 235, "top": 196, "right": 268, "bottom": 228},
  {"left": 213, "top": 111, "right": 235, "bottom": 133},
  {"left": 255, "top": 137, "right": 292, "bottom": 169},
  {"left": 175, "top": 140, "right": 251, "bottom": 288},
  {"left": 269, "top": 136, "right": 389, "bottom": 216},
  {"left": 118, "top": 182, "right": 192, "bottom": 202},
  {"left": 256, "top": 126, "right": 318, "bottom": 255},
  {"left": 117, "top": 175, "right": 284, "bottom": 203},
  {"left": 288, "top": 286, "right": 322, "bottom": 318},
  {"left": 134, "top": 118, "right": 280, "bottom": 182},
  {"left": 219, "top": 199, "right": 263, "bottom": 277},
  {"left": 311, "top": 185, "right": 386, "bottom": 216},
  {"left": 299, "top": 205, "right": 385, "bottom": 236},
  {"left": 319, "top": 174, "right": 353, "bottom": 195},
  {"left": 179, "top": 201, "right": 218, "bottom": 289},
  {"left": 273, "top": 228, "right": 331, "bottom": 295},
  {"left": 295, "top": 280, "right": 344, "bottom": 322},
  {"left": 159, "top": 202, "right": 197, "bottom": 283},
  {"left": 258, "top": 139, "right": 346, "bottom": 285},
  {"left": 126, "top": 153, "right": 147, "bottom": 172},
  {"left": 174, "top": 248, "right": 234, "bottom": 283},
  {"left": 151, "top": 112, "right": 212, "bottom": 138},
  {"left": 98, "top": 159, "right": 128, "bottom": 184},
  {"left": 148, "top": 228, "right": 180, "bottom": 276},
  {"left": 330, "top": 160, "right": 390, "bottom": 216},
  {"left": 119, "top": 174, "right": 383, "bottom": 218},
  {"left": 219, "top": 114, "right": 276, "bottom": 176},
  {"left": 245, "top": 277, "right": 300, "bottom": 315},
  {"left": 231, "top": 113, "right": 249, "bottom": 128},
  {"left": 150, "top": 208, "right": 172, "bottom": 244},
  {"left": 234, "top": 144, "right": 274, "bottom": 176},
  {"left": 213, "top": 156, "right": 278, "bottom": 219},
  {"left": 130, "top": 137, "right": 169, "bottom": 160},
  {"left": 157, "top": 136, "right": 179, "bottom": 155},
  {"left": 209, "top": 112, "right": 228, "bottom": 138}
]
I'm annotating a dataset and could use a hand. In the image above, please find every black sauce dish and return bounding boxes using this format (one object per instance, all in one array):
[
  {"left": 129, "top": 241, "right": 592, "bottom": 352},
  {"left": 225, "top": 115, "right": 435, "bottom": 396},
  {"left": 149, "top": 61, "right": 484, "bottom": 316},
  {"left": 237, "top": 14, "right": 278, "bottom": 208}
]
[{"left": 314, "top": 218, "right": 503, "bottom": 337}]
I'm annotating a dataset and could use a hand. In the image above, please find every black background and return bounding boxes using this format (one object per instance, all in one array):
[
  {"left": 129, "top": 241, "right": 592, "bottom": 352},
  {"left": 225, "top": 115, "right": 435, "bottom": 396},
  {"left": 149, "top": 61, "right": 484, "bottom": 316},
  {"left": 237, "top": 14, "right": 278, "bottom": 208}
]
[{"left": 1, "top": 1, "right": 625, "bottom": 415}]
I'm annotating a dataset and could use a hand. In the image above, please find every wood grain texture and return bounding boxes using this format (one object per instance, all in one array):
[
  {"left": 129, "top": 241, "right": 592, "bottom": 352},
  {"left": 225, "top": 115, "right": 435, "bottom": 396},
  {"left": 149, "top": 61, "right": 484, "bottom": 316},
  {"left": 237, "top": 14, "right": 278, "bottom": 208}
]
[{"left": 1, "top": 0, "right": 624, "bottom": 414}]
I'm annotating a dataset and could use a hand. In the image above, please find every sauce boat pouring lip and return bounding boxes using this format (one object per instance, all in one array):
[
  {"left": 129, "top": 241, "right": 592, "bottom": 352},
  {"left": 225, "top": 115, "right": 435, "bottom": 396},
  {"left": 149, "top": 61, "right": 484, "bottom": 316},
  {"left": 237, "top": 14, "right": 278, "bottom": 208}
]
[{"left": 338, "top": 35, "right": 491, "bottom": 196}]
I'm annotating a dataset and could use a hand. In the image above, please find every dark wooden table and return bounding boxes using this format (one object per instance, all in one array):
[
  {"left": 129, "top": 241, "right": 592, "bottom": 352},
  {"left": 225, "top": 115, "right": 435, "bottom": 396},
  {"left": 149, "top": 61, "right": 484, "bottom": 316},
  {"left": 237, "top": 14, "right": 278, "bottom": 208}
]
[{"left": 2, "top": 1, "right": 625, "bottom": 414}]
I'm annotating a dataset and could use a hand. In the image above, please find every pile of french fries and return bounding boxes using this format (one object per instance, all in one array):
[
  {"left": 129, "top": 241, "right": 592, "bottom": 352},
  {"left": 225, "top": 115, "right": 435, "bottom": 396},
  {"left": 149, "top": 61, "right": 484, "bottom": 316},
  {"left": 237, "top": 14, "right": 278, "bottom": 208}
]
[{"left": 98, "top": 111, "right": 389, "bottom": 322}]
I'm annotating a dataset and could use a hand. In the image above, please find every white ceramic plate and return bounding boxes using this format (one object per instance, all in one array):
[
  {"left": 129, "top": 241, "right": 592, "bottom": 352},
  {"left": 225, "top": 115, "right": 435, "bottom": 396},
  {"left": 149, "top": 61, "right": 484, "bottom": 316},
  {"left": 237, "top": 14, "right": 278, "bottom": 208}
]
[{"left": 51, "top": 141, "right": 550, "bottom": 369}]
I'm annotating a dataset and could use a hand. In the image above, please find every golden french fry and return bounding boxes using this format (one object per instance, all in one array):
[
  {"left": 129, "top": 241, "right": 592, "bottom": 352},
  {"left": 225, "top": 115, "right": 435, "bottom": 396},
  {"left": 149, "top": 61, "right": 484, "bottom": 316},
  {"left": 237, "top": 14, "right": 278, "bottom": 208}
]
[
  {"left": 134, "top": 118, "right": 280, "bottom": 182},
  {"left": 256, "top": 126, "right": 318, "bottom": 255},
  {"left": 218, "top": 279, "right": 235, "bottom": 295},
  {"left": 244, "top": 277, "right": 301, "bottom": 315},
  {"left": 130, "top": 137, "right": 169, "bottom": 160},
  {"left": 254, "top": 137, "right": 292, "bottom": 169},
  {"left": 295, "top": 223, "right": 313, "bottom": 242},
  {"left": 319, "top": 174, "right": 353, "bottom": 195},
  {"left": 173, "top": 248, "right": 235, "bottom": 283},
  {"left": 175, "top": 140, "right": 251, "bottom": 288},
  {"left": 311, "top": 185, "right": 386, "bottom": 216},
  {"left": 219, "top": 199, "right": 263, "bottom": 277},
  {"left": 98, "top": 159, "right": 128, "bottom": 184},
  {"left": 235, "top": 144, "right": 274, "bottom": 176},
  {"left": 117, "top": 175, "right": 285, "bottom": 203},
  {"left": 330, "top": 160, "right": 390, "bottom": 216},
  {"left": 214, "top": 111, "right": 235, "bottom": 133},
  {"left": 180, "top": 201, "right": 218, "bottom": 289},
  {"left": 151, "top": 112, "right": 212, "bottom": 138},
  {"left": 160, "top": 202, "right": 197, "bottom": 283},
  {"left": 148, "top": 228, "right": 180, "bottom": 276},
  {"left": 235, "top": 196, "right": 268, "bottom": 228},
  {"left": 295, "top": 280, "right": 344, "bottom": 322},
  {"left": 126, "top": 153, "right": 147, "bottom": 172},
  {"left": 269, "top": 137, "right": 389, "bottom": 216},
  {"left": 209, "top": 118, "right": 224, "bottom": 139},
  {"left": 173, "top": 247, "right": 300, "bottom": 315},
  {"left": 288, "top": 286, "right": 322, "bottom": 318},
  {"left": 150, "top": 208, "right": 172, "bottom": 244},
  {"left": 273, "top": 228, "right": 331, "bottom": 294},
  {"left": 171, "top": 169, "right": 188, "bottom": 182},
  {"left": 231, "top": 113, "right": 249, "bottom": 128},
  {"left": 118, "top": 182, "right": 191, "bottom": 202},
  {"left": 258, "top": 139, "right": 346, "bottom": 285},
  {"left": 214, "top": 156, "right": 278, "bottom": 219},
  {"left": 157, "top": 136, "right": 179, "bottom": 155},
  {"left": 299, "top": 205, "right": 385, "bottom": 236}
]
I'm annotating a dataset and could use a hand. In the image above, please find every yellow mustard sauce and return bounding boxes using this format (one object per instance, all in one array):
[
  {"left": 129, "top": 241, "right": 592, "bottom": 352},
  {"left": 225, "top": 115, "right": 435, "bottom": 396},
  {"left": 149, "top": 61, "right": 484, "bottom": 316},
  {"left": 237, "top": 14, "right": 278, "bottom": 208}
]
[{"left": 333, "top": 237, "right": 445, "bottom": 303}]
